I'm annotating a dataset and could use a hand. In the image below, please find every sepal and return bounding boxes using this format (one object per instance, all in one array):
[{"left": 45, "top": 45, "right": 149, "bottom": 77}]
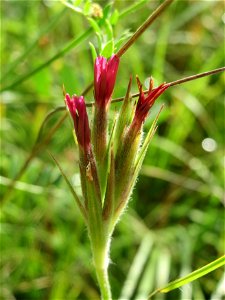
[{"left": 113, "top": 77, "right": 134, "bottom": 154}]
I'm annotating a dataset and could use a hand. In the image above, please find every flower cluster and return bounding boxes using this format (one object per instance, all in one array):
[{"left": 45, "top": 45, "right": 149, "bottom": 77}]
[
  {"left": 64, "top": 54, "right": 168, "bottom": 298},
  {"left": 65, "top": 54, "right": 168, "bottom": 223}
]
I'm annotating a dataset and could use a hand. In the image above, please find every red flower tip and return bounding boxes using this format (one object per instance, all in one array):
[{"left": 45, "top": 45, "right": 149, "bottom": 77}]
[
  {"left": 94, "top": 54, "right": 120, "bottom": 107},
  {"left": 134, "top": 77, "right": 169, "bottom": 125},
  {"left": 65, "top": 93, "right": 91, "bottom": 151}
]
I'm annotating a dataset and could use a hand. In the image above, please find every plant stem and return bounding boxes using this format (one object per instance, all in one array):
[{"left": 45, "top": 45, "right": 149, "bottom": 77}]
[
  {"left": 167, "top": 66, "right": 225, "bottom": 87},
  {"left": 109, "top": 66, "right": 225, "bottom": 104},
  {"left": 95, "top": 263, "right": 111, "bottom": 300},
  {"left": 116, "top": 0, "right": 174, "bottom": 58},
  {"left": 91, "top": 237, "right": 112, "bottom": 300}
]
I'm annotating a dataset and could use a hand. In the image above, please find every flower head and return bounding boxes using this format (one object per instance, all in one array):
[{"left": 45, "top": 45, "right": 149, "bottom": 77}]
[
  {"left": 65, "top": 93, "right": 91, "bottom": 151},
  {"left": 94, "top": 54, "right": 120, "bottom": 107},
  {"left": 134, "top": 77, "right": 168, "bottom": 126}
]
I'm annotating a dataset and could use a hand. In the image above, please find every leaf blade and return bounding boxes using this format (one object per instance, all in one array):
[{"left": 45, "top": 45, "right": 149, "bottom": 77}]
[{"left": 49, "top": 152, "right": 87, "bottom": 221}]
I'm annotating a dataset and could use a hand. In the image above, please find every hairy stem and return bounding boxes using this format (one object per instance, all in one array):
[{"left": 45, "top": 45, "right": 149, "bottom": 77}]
[{"left": 90, "top": 233, "right": 112, "bottom": 300}]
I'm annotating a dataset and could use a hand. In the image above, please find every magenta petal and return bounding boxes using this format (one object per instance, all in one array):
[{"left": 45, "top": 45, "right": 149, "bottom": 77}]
[
  {"left": 65, "top": 93, "right": 91, "bottom": 151},
  {"left": 134, "top": 81, "right": 169, "bottom": 125},
  {"left": 94, "top": 54, "right": 120, "bottom": 107}
]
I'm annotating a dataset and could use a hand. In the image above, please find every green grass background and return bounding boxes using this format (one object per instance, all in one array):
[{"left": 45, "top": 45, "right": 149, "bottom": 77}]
[{"left": 1, "top": 1, "right": 224, "bottom": 299}]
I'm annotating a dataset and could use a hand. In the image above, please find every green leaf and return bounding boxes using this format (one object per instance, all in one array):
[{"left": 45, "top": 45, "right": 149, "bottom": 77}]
[
  {"left": 83, "top": 0, "right": 92, "bottom": 15},
  {"left": 110, "top": 9, "right": 119, "bottom": 26},
  {"left": 49, "top": 152, "right": 87, "bottom": 221},
  {"left": 119, "top": 234, "right": 154, "bottom": 300},
  {"left": 114, "top": 30, "right": 133, "bottom": 51},
  {"left": 105, "top": 19, "right": 113, "bottom": 40},
  {"left": 96, "top": 32, "right": 103, "bottom": 52},
  {"left": 89, "top": 42, "right": 98, "bottom": 62},
  {"left": 103, "top": 3, "right": 112, "bottom": 19},
  {"left": 60, "top": 1, "right": 83, "bottom": 14},
  {"left": 161, "top": 255, "right": 225, "bottom": 293},
  {"left": 148, "top": 255, "right": 225, "bottom": 298},
  {"left": 88, "top": 17, "right": 101, "bottom": 35},
  {"left": 101, "top": 40, "right": 114, "bottom": 58}
]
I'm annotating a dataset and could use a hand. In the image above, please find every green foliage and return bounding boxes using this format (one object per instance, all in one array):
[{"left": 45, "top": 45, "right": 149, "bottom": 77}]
[{"left": 1, "top": 1, "right": 224, "bottom": 299}]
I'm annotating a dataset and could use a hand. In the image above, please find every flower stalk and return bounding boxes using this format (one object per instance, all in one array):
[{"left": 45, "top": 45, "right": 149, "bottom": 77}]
[{"left": 90, "top": 234, "right": 112, "bottom": 300}]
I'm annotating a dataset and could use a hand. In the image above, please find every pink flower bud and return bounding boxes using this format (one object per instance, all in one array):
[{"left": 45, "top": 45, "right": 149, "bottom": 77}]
[
  {"left": 134, "top": 77, "right": 169, "bottom": 127},
  {"left": 94, "top": 54, "right": 120, "bottom": 107},
  {"left": 65, "top": 93, "right": 91, "bottom": 152}
]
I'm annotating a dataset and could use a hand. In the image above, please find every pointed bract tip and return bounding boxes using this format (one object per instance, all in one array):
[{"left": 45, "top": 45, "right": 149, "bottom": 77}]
[
  {"left": 149, "top": 77, "right": 154, "bottom": 93},
  {"left": 136, "top": 76, "right": 142, "bottom": 92}
]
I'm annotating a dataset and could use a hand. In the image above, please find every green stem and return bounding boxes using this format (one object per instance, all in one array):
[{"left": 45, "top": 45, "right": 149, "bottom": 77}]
[{"left": 90, "top": 232, "right": 112, "bottom": 300}]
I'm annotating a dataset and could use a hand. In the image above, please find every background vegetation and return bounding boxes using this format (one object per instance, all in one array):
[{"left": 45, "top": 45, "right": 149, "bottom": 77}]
[{"left": 1, "top": 0, "right": 224, "bottom": 299}]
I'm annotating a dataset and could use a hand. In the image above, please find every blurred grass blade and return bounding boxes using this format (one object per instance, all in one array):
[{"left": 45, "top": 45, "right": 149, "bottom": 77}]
[
  {"left": 136, "top": 246, "right": 171, "bottom": 300},
  {"left": 152, "top": 136, "right": 224, "bottom": 201},
  {"left": 119, "top": 233, "right": 154, "bottom": 300},
  {"left": 149, "top": 255, "right": 225, "bottom": 297},
  {"left": 140, "top": 165, "right": 213, "bottom": 195},
  {"left": 210, "top": 273, "right": 225, "bottom": 300},
  {"left": 119, "top": 0, "right": 148, "bottom": 18},
  {"left": 49, "top": 152, "right": 87, "bottom": 221},
  {"left": 1, "top": 8, "right": 67, "bottom": 82},
  {"left": 0, "top": 175, "right": 44, "bottom": 195},
  {"left": 1, "top": 112, "right": 68, "bottom": 205},
  {"left": 155, "top": 248, "right": 171, "bottom": 291},
  {"left": 135, "top": 247, "right": 158, "bottom": 300},
  {"left": 0, "top": 28, "right": 93, "bottom": 92},
  {"left": 171, "top": 1, "right": 214, "bottom": 30},
  {"left": 0, "top": 175, "right": 64, "bottom": 197}
]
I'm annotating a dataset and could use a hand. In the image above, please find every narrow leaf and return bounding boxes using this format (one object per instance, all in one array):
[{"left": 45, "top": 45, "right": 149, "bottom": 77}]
[
  {"left": 49, "top": 152, "right": 87, "bottom": 221},
  {"left": 160, "top": 255, "right": 225, "bottom": 293},
  {"left": 149, "top": 255, "right": 225, "bottom": 298},
  {"left": 119, "top": 234, "right": 154, "bottom": 300},
  {"left": 101, "top": 40, "right": 114, "bottom": 58},
  {"left": 89, "top": 42, "right": 98, "bottom": 62},
  {"left": 88, "top": 17, "right": 101, "bottom": 34}
]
